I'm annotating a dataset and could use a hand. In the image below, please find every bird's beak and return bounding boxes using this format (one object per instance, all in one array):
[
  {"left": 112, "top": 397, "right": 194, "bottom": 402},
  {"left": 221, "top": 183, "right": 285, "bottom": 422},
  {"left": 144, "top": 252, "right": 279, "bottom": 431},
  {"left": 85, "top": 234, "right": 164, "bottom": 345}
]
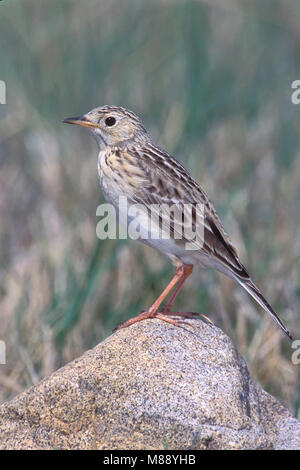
[{"left": 62, "top": 115, "right": 99, "bottom": 129}]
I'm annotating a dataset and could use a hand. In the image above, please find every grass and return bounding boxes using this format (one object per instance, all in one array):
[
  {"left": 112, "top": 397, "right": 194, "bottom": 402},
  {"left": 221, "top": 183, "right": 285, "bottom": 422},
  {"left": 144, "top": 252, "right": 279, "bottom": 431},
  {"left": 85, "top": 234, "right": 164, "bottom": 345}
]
[{"left": 0, "top": 0, "right": 299, "bottom": 416}]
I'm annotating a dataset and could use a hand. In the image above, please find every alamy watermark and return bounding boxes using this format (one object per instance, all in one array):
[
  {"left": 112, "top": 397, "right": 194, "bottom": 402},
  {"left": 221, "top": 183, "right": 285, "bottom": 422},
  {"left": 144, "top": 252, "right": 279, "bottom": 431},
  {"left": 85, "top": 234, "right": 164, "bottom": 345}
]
[
  {"left": 0, "top": 80, "right": 6, "bottom": 104},
  {"left": 291, "top": 340, "right": 300, "bottom": 365},
  {"left": 291, "top": 80, "right": 300, "bottom": 104},
  {"left": 0, "top": 340, "right": 6, "bottom": 364},
  {"left": 96, "top": 196, "right": 205, "bottom": 250}
]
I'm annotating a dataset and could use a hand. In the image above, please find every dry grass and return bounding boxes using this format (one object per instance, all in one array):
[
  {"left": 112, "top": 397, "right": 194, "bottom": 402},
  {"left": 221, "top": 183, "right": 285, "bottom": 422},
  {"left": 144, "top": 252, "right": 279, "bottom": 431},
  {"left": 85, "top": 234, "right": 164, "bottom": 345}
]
[{"left": 0, "top": 0, "right": 299, "bottom": 416}]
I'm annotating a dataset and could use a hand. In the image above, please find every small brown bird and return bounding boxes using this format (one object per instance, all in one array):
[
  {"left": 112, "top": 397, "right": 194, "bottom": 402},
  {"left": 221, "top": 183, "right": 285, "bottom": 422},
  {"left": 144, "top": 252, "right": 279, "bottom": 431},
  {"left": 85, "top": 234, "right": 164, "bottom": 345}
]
[{"left": 63, "top": 105, "right": 292, "bottom": 340}]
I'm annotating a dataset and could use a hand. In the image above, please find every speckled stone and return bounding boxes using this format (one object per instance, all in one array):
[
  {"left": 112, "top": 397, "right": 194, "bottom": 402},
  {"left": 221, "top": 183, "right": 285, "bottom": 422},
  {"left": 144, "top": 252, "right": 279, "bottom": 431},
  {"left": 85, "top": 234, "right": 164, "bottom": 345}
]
[{"left": 0, "top": 319, "right": 299, "bottom": 449}]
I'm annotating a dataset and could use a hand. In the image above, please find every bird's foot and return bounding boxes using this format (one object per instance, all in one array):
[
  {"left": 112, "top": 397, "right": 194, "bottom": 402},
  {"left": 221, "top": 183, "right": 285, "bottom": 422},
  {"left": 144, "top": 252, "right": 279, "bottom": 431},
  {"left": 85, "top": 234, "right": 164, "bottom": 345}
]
[
  {"left": 161, "top": 309, "right": 214, "bottom": 324},
  {"left": 113, "top": 309, "right": 193, "bottom": 332}
]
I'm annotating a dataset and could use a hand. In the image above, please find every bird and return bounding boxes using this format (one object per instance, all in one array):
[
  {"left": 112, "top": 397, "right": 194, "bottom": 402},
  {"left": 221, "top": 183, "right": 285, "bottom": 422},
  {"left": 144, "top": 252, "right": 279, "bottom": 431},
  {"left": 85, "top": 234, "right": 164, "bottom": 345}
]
[{"left": 63, "top": 105, "right": 292, "bottom": 340}]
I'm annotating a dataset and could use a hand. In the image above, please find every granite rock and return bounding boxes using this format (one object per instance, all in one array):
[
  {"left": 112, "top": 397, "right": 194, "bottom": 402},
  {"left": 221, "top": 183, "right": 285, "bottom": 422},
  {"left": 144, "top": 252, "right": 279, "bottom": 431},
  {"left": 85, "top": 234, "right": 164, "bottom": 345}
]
[{"left": 0, "top": 319, "right": 299, "bottom": 449}]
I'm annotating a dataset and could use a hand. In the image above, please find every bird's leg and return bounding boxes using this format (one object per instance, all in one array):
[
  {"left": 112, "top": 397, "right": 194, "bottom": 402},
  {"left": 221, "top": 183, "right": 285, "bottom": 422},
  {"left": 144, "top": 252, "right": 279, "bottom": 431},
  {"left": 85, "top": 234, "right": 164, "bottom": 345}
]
[
  {"left": 146, "top": 265, "right": 189, "bottom": 316},
  {"left": 161, "top": 265, "right": 213, "bottom": 324},
  {"left": 162, "top": 265, "right": 193, "bottom": 313},
  {"left": 113, "top": 265, "right": 191, "bottom": 331}
]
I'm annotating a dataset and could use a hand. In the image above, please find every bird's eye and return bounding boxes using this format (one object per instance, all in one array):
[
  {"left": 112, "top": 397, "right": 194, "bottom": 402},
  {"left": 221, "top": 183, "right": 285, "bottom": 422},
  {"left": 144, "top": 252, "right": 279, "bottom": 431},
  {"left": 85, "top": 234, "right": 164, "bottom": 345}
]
[{"left": 105, "top": 116, "right": 116, "bottom": 127}]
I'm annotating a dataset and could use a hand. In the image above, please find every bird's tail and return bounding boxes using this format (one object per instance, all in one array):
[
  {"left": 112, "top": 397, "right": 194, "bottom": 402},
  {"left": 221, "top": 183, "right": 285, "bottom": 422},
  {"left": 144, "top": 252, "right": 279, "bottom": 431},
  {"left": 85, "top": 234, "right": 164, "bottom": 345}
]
[{"left": 237, "top": 278, "right": 292, "bottom": 340}]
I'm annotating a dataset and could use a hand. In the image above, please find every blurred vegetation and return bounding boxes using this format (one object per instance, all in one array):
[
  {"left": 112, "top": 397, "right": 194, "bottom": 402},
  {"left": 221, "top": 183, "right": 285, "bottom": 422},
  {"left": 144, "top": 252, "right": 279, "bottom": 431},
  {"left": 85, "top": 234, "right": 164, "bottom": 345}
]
[{"left": 0, "top": 0, "right": 299, "bottom": 415}]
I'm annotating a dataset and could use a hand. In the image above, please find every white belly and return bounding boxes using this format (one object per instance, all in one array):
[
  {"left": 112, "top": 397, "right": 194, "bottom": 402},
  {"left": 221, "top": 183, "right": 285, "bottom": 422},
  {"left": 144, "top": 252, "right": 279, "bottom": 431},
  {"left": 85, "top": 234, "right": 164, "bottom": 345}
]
[{"left": 97, "top": 150, "right": 201, "bottom": 266}]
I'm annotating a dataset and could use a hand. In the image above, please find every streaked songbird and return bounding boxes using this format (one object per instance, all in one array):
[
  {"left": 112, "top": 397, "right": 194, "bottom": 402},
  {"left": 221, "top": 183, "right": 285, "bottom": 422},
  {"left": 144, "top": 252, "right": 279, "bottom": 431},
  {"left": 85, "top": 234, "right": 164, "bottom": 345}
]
[{"left": 63, "top": 106, "right": 292, "bottom": 340}]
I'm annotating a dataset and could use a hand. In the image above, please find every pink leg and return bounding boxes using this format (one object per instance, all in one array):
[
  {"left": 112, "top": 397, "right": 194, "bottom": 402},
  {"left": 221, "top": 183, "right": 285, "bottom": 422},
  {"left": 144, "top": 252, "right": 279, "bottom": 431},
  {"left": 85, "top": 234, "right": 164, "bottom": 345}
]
[
  {"left": 161, "top": 265, "right": 213, "bottom": 324},
  {"left": 162, "top": 265, "right": 193, "bottom": 312},
  {"left": 114, "top": 265, "right": 193, "bottom": 331}
]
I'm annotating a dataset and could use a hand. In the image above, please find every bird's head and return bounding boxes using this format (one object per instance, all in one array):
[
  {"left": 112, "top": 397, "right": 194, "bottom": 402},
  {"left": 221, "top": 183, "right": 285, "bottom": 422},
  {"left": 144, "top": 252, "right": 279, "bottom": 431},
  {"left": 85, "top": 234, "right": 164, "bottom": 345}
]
[{"left": 63, "top": 105, "right": 149, "bottom": 148}]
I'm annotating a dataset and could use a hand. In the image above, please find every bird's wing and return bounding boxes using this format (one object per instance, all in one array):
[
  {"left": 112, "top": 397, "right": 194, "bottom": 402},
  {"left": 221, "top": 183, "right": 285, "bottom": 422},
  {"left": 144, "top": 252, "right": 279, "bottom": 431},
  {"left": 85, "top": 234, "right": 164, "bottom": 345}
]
[{"left": 129, "top": 143, "right": 249, "bottom": 280}]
